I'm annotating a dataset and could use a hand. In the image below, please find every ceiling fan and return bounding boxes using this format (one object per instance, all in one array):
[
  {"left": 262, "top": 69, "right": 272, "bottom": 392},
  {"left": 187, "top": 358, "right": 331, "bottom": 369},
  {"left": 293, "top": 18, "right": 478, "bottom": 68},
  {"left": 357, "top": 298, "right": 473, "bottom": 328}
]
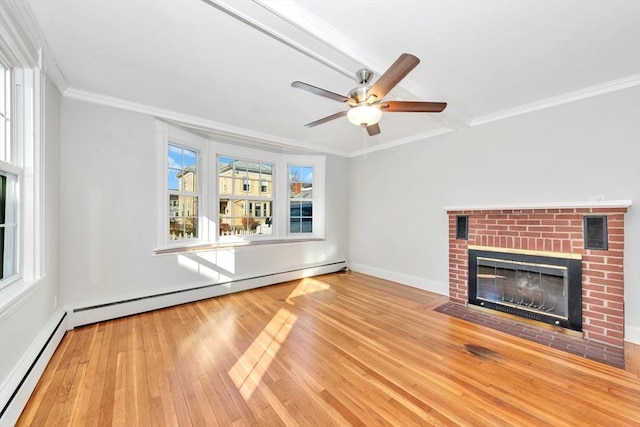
[{"left": 291, "top": 53, "right": 447, "bottom": 136}]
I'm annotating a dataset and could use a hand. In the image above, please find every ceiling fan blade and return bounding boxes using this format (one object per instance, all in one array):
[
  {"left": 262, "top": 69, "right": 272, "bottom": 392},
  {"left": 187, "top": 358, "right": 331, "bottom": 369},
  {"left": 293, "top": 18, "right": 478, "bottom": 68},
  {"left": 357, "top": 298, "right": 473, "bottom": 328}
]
[
  {"left": 304, "top": 110, "right": 348, "bottom": 127},
  {"left": 366, "top": 53, "right": 420, "bottom": 102},
  {"left": 379, "top": 101, "right": 447, "bottom": 113},
  {"left": 366, "top": 123, "right": 381, "bottom": 136},
  {"left": 291, "top": 81, "right": 351, "bottom": 103}
]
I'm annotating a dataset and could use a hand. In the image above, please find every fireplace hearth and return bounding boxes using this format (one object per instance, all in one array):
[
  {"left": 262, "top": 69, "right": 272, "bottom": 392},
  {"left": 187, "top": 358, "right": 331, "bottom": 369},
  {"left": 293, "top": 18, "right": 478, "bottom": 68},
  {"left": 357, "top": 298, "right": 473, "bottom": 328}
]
[{"left": 468, "top": 247, "right": 582, "bottom": 331}]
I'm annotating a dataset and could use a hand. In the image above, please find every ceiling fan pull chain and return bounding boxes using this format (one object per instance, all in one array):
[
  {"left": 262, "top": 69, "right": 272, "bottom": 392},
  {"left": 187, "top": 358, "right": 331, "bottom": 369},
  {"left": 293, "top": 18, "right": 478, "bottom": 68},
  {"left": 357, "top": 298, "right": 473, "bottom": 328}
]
[{"left": 362, "top": 126, "right": 368, "bottom": 159}]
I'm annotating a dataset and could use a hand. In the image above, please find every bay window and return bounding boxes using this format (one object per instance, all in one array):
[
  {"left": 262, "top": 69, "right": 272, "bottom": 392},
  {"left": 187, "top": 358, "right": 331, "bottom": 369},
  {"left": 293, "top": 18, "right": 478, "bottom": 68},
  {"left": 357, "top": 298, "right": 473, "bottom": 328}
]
[{"left": 156, "top": 123, "right": 325, "bottom": 250}]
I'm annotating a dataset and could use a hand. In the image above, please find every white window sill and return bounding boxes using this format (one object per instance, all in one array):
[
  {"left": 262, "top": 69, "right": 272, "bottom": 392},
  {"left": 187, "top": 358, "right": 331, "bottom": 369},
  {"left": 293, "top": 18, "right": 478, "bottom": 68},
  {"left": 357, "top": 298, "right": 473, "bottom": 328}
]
[
  {"left": 153, "top": 237, "right": 326, "bottom": 255},
  {"left": 0, "top": 276, "right": 46, "bottom": 320}
]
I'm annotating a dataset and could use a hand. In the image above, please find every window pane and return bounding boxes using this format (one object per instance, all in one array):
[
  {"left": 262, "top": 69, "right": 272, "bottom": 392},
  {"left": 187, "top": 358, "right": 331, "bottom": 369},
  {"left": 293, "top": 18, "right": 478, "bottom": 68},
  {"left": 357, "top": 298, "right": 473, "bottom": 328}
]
[
  {"left": 178, "top": 168, "right": 197, "bottom": 192},
  {"left": 301, "top": 201, "right": 313, "bottom": 217},
  {"left": 0, "top": 63, "right": 5, "bottom": 117},
  {"left": 261, "top": 163, "right": 273, "bottom": 197},
  {"left": 178, "top": 196, "right": 198, "bottom": 216},
  {"left": 183, "top": 149, "right": 197, "bottom": 168},
  {"left": 219, "top": 176, "right": 232, "bottom": 195},
  {"left": 169, "top": 217, "right": 198, "bottom": 240},
  {"left": 168, "top": 144, "right": 198, "bottom": 192},
  {"left": 219, "top": 197, "right": 273, "bottom": 237},
  {"left": 300, "top": 166, "right": 313, "bottom": 187},
  {"left": 301, "top": 218, "right": 313, "bottom": 233},
  {"left": 168, "top": 196, "right": 198, "bottom": 240},
  {"left": 220, "top": 157, "right": 273, "bottom": 199},
  {"left": 253, "top": 217, "right": 273, "bottom": 235},
  {"left": 0, "top": 175, "right": 5, "bottom": 223},
  {"left": 168, "top": 144, "right": 183, "bottom": 168},
  {"left": 289, "top": 165, "right": 314, "bottom": 234},
  {"left": 289, "top": 165, "right": 313, "bottom": 199},
  {"left": 290, "top": 218, "right": 301, "bottom": 233},
  {"left": 168, "top": 169, "right": 180, "bottom": 191},
  {"left": 0, "top": 172, "right": 17, "bottom": 279},
  {"left": 290, "top": 201, "right": 301, "bottom": 217},
  {"left": 0, "top": 62, "right": 9, "bottom": 164}
]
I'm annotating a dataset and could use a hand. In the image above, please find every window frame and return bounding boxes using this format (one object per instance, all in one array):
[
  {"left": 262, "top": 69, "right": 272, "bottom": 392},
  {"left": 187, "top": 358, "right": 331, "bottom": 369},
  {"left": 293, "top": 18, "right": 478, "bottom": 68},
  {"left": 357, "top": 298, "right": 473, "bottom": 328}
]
[
  {"left": 0, "top": 59, "right": 42, "bottom": 292},
  {"left": 287, "top": 157, "right": 325, "bottom": 238},
  {"left": 216, "top": 152, "right": 275, "bottom": 241},
  {"left": 156, "top": 123, "right": 210, "bottom": 249},
  {"left": 156, "top": 123, "right": 325, "bottom": 251}
]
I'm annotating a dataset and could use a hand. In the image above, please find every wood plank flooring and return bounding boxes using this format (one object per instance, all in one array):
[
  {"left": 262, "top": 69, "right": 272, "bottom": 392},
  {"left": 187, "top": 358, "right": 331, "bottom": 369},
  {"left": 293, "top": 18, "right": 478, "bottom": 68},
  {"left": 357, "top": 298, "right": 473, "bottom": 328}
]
[{"left": 17, "top": 272, "right": 640, "bottom": 426}]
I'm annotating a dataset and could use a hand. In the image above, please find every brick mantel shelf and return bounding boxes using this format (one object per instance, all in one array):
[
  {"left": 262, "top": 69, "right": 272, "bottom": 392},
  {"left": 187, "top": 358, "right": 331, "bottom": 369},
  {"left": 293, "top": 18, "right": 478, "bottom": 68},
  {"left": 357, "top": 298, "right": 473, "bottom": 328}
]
[{"left": 445, "top": 200, "right": 632, "bottom": 348}]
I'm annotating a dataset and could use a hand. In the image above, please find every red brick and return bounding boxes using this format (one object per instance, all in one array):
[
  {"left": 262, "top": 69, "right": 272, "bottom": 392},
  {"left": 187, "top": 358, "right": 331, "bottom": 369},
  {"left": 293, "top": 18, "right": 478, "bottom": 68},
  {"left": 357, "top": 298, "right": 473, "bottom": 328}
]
[
  {"left": 520, "top": 232, "right": 541, "bottom": 238},
  {"left": 588, "top": 263, "right": 623, "bottom": 273},
  {"left": 584, "top": 325, "right": 605, "bottom": 335},
  {"left": 509, "top": 214, "right": 530, "bottom": 220},
  {"left": 605, "top": 272, "right": 624, "bottom": 283},
  {"left": 589, "top": 306, "right": 623, "bottom": 318},
  {"left": 556, "top": 213, "right": 582, "bottom": 220},
  {"left": 590, "top": 291, "right": 623, "bottom": 302},
  {"left": 591, "top": 207, "right": 627, "bottom": 214},
  {"left": 583, "top": 311, "right": 605, "bottom": 321},
  {"left": 604, "top": 257, "right": 624, "bottom": 266},
  {"left": 588, "top": 318, "right": 623, "bottom": 329},
  {"left": 508, "top": 225, "right": 528, "bottom": 231},
  {"left": 518, "top": 219, "right": 542, "bottom": 225},
  {"left": 583, "top": 284, "right": 606, "bottom": 293},
  {"left": 586, "top": 276, "right": 617, "bottom": 286},
  {"left": 555, "top": 226, "right": 583, "bottom": 233},
  {"left": 588, "top": 334, "right": 623, "bottom": 348}
]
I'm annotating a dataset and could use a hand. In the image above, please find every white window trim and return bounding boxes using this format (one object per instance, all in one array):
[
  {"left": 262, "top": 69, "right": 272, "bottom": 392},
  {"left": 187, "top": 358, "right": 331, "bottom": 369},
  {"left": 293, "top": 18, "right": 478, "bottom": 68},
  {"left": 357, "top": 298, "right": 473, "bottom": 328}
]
[
  {"left": 286, "top": 155, "right": 325, "bottom": 239},
  {"left": 0, "top": 67, "right": 43, "bottom": 292},
  {"left": 155, "top": 123, "right": 325, "bottom": 252},
  {"left": 155, "top": 122, "right": 210, "bottom": 249}
]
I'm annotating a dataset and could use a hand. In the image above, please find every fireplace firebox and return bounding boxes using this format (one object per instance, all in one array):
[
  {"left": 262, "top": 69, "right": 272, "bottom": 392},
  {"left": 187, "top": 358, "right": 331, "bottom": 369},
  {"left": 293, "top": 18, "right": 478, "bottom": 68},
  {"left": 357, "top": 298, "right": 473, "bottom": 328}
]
[{"left": 468, "top": 248, "right": 583, "bottom": 331}]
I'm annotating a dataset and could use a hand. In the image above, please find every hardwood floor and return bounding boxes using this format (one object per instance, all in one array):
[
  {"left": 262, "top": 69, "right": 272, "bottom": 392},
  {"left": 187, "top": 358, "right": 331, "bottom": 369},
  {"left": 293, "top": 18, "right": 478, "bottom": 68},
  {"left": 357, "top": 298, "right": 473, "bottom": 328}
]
[{"left": 17, "top": 272, "right": 640, "bottom": 426}]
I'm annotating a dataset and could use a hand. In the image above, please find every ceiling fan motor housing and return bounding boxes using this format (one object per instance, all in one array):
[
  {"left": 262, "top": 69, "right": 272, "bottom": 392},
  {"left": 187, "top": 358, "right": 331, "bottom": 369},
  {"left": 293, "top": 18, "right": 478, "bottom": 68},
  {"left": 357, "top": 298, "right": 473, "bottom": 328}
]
[
  {"left": 348, "top": 86, "right": 370, "bottom": 105},
  {"left": 355, "top": 68, "right": 374, "bottom": 85}
]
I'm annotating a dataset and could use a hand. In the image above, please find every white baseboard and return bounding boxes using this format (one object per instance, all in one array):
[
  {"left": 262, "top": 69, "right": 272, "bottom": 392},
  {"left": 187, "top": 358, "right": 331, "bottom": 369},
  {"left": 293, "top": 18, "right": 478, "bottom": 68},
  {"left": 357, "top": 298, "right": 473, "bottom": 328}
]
[
  {"left": 625, "top": 324, "right": 640, "bottom": 345},
  {"left": 0, "top": 309, "right": 67, "bottom": 427},
  {"left": 348, "top": 263, "right": 448, "bottom": 296},
  {"left": 68, "top": 262, "right": 346, "bottom": 328}
]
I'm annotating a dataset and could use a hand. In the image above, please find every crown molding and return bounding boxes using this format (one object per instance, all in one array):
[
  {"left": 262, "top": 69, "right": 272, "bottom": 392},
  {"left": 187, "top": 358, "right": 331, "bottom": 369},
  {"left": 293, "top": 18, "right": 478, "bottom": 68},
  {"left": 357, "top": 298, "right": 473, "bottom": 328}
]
[
  {"left": 63, "top": 88, "right": 352, "bottom": 157},
  {"left": 349, "top": 127, "right": 455, "bottom": 158},
  {"left": 0, "top": 0, "right": 68, "bottom": 92},
  {"left": 470, "top": 74, "right": 640, "bottom": 127}
]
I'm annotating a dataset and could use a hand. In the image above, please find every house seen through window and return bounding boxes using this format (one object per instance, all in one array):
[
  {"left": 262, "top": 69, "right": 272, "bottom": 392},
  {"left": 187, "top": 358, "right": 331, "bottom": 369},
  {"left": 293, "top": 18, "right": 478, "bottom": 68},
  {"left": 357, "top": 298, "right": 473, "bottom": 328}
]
[
  {"left": 289, "top": 165, "right": 314, "bottom": 234},
  {"left": 218, "top": 157, "right": 273, "bottom": 237},
  {"left": 168, "top": 144, "right": 199, "bottom": 240}
]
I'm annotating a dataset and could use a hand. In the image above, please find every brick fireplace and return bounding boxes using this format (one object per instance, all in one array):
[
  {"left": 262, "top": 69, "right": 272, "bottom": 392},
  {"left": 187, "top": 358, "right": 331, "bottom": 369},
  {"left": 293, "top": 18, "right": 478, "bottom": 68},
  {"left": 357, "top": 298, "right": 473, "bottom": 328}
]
[{"left": 446, "top": 201, "right": 631, "bottom": 348}]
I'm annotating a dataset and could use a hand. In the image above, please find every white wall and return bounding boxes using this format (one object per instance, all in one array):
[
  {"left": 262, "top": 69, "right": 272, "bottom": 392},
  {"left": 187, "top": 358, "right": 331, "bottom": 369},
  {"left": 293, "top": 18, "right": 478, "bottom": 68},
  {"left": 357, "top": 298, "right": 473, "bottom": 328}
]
[
  {"left": 0, "top": 77, "right": 63, "bottom": 424},
  {"left": 348, "top": 87, "right": 640, "bottom": 343},
  {"left": 59, "top": 99, "right": 349, "bottom": 324}
]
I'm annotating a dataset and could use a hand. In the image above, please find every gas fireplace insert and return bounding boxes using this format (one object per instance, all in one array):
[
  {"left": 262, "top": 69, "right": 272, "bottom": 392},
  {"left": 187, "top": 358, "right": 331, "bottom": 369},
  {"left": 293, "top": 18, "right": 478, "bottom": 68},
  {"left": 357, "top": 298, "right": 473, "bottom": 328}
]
[{"left": 468, "top": 247, "right": 582, "bottom": 331}]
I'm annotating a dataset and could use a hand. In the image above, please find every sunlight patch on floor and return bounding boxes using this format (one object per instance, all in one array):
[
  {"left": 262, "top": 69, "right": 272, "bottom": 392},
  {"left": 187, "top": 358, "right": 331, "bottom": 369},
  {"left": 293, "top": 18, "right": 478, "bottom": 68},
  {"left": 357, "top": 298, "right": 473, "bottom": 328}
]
[
  {"left": 228, "top": 307, "right": 298, "bottom": 400},
  {"left": 285, "top": 278, "right": 331, "bottom": 304}
]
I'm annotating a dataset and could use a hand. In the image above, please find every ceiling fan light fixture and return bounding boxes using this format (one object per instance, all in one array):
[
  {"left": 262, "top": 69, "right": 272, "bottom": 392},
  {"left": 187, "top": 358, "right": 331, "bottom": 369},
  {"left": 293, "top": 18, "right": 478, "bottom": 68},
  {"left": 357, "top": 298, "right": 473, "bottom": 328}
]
[{"left": 347, "top": 104, "right": 382, "bottom": 127}]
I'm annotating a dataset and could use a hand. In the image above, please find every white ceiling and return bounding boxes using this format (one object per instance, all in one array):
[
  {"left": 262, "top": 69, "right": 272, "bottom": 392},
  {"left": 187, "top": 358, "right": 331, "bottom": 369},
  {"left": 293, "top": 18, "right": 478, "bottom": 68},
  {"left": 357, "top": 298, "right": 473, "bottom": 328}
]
[{"left": 27, "top": 0, "right": 640, "bottom": 157}]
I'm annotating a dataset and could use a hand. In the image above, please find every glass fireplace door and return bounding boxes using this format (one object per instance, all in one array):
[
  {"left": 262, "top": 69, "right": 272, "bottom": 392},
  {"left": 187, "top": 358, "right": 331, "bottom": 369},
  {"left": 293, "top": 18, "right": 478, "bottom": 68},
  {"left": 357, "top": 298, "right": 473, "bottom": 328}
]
[{"left": 476, "top": 257, "right": 568, "bottom": 320}]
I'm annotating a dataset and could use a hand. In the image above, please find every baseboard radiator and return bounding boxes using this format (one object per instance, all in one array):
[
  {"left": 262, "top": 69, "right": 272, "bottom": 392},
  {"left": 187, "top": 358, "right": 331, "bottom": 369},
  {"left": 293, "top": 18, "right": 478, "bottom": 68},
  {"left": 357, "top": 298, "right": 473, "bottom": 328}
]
[
  {"left": 69, "top": 261, "right": 347, "bottom": 328},
  {"left": 0, "top": 311, "right": 67, "bottom": 427}
]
